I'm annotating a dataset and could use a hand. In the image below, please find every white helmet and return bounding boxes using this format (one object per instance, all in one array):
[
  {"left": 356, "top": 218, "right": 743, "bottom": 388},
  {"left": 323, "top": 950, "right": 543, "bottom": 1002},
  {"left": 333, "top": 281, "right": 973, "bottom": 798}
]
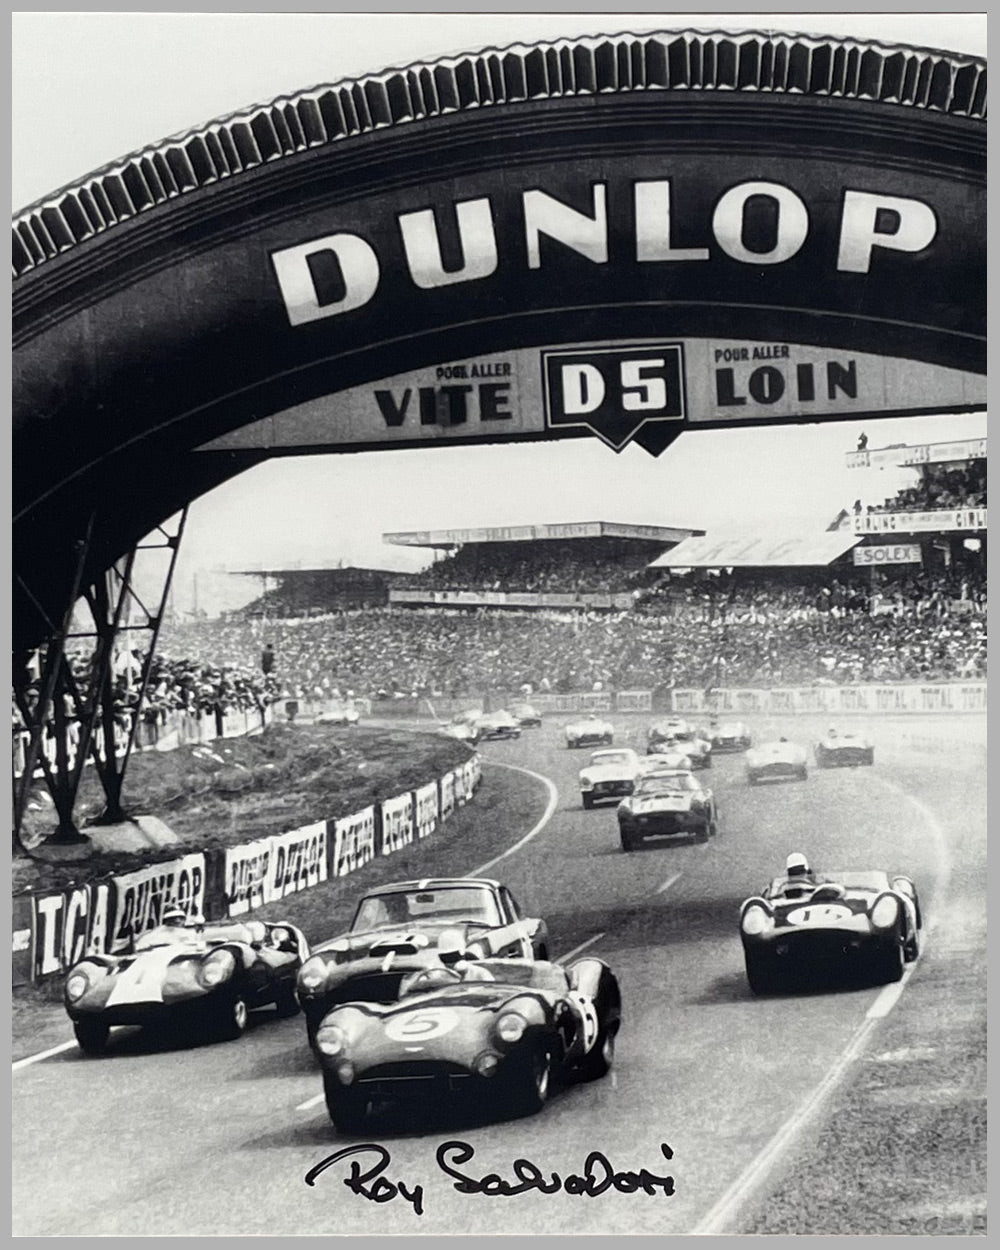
[
  {"left": 161, "top": 907, "right": 187, "bottom": 926},
  {"left": 785, "top": 852, "right": 811, "bottom": 877}
]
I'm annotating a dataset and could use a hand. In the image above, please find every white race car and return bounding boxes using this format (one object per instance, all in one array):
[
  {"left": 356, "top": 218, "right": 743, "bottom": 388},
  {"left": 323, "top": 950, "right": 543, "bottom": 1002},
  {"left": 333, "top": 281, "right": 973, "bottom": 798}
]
[
  {"left": 565, "top": 715, "right": 614, "bottom": 748},
  {"left": 746, "top": 740, "right": 809, "bottom": 784},
  {"left": 638, "top": 750, "right": 693, "bottom": 775},
  {"left": 579, "top": 748, "right": 641, "bottom": 808}
]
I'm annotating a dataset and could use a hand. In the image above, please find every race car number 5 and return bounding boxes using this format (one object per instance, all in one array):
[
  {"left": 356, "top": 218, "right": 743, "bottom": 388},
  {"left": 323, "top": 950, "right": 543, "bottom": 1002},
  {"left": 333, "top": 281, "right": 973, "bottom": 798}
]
[{"left": 384, "top": 1008, "right": 458, "bottom": 1041}]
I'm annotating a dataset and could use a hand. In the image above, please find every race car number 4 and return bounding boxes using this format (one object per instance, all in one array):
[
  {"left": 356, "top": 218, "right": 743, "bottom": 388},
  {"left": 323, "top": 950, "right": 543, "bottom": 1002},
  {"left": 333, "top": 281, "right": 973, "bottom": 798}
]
[{"left": 384, "top": 1008, "right": 459, "bottom": 1041}]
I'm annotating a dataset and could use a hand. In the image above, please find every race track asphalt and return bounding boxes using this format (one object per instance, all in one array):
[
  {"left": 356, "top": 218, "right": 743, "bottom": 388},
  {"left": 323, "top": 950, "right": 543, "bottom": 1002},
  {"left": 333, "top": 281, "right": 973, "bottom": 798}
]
[{"left": 11, "top": 713, "right": 986, "bottom": 1236}]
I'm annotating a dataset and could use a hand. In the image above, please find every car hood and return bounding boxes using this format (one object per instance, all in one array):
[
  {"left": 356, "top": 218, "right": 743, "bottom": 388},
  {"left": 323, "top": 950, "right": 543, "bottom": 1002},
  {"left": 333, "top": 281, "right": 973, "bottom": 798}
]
[
  {"left": 624, "top": 791, "right": 699, "bottom": 813},
  {"left": 769, "top": 894, "right": 875, "bottom": 933},
  {"left": 567, "top": 721, "right": 611, "bottom": 733},
  {"left": 581, "top": 763, "right": 636, "bottom": 780},
  {"left": 313, "top": 921, "right": 485, "bottom": 962},
  {"left": 747, "top": 744, "right": 806, "bottom": 764}
]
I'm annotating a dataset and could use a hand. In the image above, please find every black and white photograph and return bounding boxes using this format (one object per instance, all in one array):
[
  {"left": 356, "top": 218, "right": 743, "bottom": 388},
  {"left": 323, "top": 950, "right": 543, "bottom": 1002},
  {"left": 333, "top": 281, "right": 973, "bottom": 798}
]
[{"left": 11, "top": 8, "right": 986, "bottom": 1237}]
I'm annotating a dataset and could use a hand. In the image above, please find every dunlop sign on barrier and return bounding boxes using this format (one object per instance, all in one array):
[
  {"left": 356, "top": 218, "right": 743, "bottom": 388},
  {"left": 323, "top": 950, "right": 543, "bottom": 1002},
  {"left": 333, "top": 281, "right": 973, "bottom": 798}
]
[
  {"left": 110, "top": 854, "right": 207, "bottom": 952},
  {"left": 225, "top": 838, "right": 273, "bottom": 917},
  {"left": 670, "top": 683, "right": 986, "bottom": 715},
  {"left": 333, "top": 807, "right": 376, "bottom": 878},
  {"left": 223, "top": 823, "right": 327, "bottom": 915},
  {"left": 414, "top": 781, "right": 439, "bottom": 840},
  {"left": 381, "top": 792, "right": 416, "bottom": 856}
]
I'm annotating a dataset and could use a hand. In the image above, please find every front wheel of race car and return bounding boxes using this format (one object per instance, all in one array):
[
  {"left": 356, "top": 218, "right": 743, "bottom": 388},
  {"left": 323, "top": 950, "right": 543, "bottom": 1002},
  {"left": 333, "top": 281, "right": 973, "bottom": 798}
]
[
  {"left": 73, "top": 1018, "right": 110, "bottom": 1056},
  {"left": 504, "top": 1043, "right": 552, "bottom": 1117},
  {"left": 324, "top": 1074, "right": 368, "bottom": 1133},
  {"left": 871, "top": 939, "right": 905, "bottom": 985},
  {"left": 213, "top": 992, "right": 249, "bottom": 1041},
  {"left": 694, "top": 821, "right": 711, "bottom": 844},
  {"left": 744, "top": 950, "right": 779, "bottom": 996},
  {"left": 619, "top": 827, "right": 639, "bottom": 852},
  {"left": 582, "top": 793, "right": 594, "bottom": 810},
  {"left": 576, "top": 1023, "right": 617, "bottom": 1081},
  {"left": 273, "top": 982, "right": 301, "bottom": 1019}
]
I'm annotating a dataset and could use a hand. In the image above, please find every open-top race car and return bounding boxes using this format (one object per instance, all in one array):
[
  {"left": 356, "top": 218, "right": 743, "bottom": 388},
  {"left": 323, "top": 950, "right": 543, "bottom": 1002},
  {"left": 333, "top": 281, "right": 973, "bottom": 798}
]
[
  {"left": 510, "top": 702, "right": 543, "bottom": 728},
  {"left": 314, "top": 954, "right": 621, "bottom": 1131},
  {"left": 475, "top": 710, "right": 523, "bottom": 740},
  {"left": 639, "top": 749, "right": 695, "bottom": 775},
  {"left": 565, "top": 714, "right": 614, "bottom": 748},
  {"left": 316, "top": 702, "right": 361, "bottom": 727},
  {"left": 746, "top": 739, "right": 808, "bottom": 784},
  {"left": 739, "top": 854, "right": 922, "bottom": 993},
  {"left": 815, "top": 729, "right": 875, "bottom": 768},
  {"left": 709, "top": 721, "right": 753, "bottom": 752},
  {"left": 579, "top": 747, "right": 640, "bottom": 808},
  {"left": 296, "top": 878, "right": 549, "bottom": 1041},
  {"left": 64, "top": 911, "right": 309, "bottom": 1054},
  {"left": 646, "top": 719, "right": 712, "bottom": 768},
  {"left": 617, "top": 769, "right": 718, "bottom": 850}
]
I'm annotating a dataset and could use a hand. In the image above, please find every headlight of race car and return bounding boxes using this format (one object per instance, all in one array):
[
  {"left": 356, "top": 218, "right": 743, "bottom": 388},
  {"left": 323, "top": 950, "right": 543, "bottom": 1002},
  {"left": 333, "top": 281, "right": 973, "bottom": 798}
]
[
  {"left": 66, "top": 964, "right": 99, "bottom": 1002},
  {"left": 579, "top": 774, "right": 594, "bottom": 787},
  {"left": 870, "top": 895, "right": 900, "bottom": 929},
  {"left": 495, "top": 1012, "right": 528, "bottom": 1044},
  {"left": 298, "top": 955, "right": 330, "bottom": 990},
  {"left": 741, "top": 904, "right": 771, "bottom": 937},
  {"left": 199, "top": 948, "right": 237, "bottom": 988},
  {"left": 316, "top": 1023, "right": 347, "bottom": 1057}
]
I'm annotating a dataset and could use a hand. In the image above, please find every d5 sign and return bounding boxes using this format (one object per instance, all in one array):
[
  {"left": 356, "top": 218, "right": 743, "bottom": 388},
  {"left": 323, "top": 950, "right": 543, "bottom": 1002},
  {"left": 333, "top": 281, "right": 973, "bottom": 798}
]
[{"left": 543, "top": 345, "right": 685, "bottom": 450}]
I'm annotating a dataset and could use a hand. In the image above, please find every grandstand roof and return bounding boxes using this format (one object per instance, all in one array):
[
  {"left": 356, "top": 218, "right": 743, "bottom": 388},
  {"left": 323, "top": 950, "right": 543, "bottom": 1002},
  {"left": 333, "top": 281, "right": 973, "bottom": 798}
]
[
  {"left": 382, "top": 521, "right": 700, "bottom": 549},
  {"left": 227, "top": 564, "right": 406, "bottom": 578},
  {"left": 650, "top": 531, "right": 862, "bottom": 568}
]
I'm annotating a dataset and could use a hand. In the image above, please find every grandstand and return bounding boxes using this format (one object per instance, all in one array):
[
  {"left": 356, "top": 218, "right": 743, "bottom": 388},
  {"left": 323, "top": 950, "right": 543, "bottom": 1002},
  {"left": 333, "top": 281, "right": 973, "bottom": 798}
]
[
  {"left": 383, "top": 521, "right": 701, "bottom": 611},
  {"left": 227, "top": 564, "right": 411, "bottom": 618}
]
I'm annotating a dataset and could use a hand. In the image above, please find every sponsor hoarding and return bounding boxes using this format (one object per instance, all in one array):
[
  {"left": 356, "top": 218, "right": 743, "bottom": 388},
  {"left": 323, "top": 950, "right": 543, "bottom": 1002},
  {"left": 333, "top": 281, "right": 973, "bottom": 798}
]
[
  {"left": 852, "top": 509, "right": 986, "bottom": 534},
  {"left": 853, "top": 544, "right": 923, "bottom": 566}
]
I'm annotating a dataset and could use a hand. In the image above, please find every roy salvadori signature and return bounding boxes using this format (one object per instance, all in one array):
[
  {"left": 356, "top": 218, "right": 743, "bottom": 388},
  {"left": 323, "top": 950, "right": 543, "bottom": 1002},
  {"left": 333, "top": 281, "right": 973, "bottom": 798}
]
[{"left": 304, "top": 1140, "right": 675, "bottom": 1216}]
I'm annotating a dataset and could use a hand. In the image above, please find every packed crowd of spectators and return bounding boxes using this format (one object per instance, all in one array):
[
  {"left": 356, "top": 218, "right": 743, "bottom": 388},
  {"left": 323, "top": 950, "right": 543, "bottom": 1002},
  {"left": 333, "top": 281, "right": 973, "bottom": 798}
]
[
  {"left": 406, "top": 539, "right": 661, "bottom": 595},
  {"left": 238, "top": 569, "right": 392, "bottom": 619},
  {"left": 152, "top": 560, "right": 986, "bottom": 701},
  {"left": 856, "top": 460, "right": 986, "bottom": 516}
]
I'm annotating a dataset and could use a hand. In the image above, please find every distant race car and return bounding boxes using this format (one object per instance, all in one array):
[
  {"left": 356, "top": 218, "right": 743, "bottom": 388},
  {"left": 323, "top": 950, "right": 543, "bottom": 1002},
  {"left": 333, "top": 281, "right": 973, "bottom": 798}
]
[
  {"left": 314, "top": 955, "right": 621, "bottom": 1131},
  {"left": 746, "top": 740, "right": 809, "bottom": 784},
  {"left": 816, "top": 731, "right": 875, "bottom": 768},
  {"left": 64, "top": 915, "right": 309, "bottom": 1055},
  {"left": 475, "top": 710, "right": 523, "bottom": 740},
  {"left": 637, "top": 750, "right": 693, "bottom": 776},
  {"left": 710, "top": 721, "right": 753, "bottom": 752},
  {"left": 440, "top": 711, "right": 482, "bottom": 744},
  {"left": 510, "top": 703, "right": 543, "bottom": 728},
  {"left": 579, "top": 747, "right": 640, "bottom": 808},
  {"left": 316, "top": 703, "right": 360, "bottom": 727},
  {"left": 565, "top": 715, "right": 614, "bottom": 748},
  {"left": 646, "top": 720, "right": 712, "bottom": 768},
  {"left": 617, "top": 769, "right": 718, "bottom": 851},
  {"left": 740, "top": 869, "right": 922, "bottom": 993},
  {"left": 296, "top": 878, "right": 549, "bottom": 1041}
]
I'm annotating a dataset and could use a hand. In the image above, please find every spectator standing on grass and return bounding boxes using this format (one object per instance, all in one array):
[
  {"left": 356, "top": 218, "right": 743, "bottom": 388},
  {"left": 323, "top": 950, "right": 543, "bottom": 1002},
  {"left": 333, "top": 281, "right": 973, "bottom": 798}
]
[{"left": 261, "top": 642, "right": 275, "bottom": 676}]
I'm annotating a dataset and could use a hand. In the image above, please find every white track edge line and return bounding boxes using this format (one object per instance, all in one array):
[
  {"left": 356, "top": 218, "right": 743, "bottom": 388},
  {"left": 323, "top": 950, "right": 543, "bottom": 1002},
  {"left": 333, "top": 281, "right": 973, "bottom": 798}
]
[
  {"left": 559, "top": 932, "right": 606, "bottom": 962},
  {"left": 467, "top": 760, "right": 560, "bottom": 877},
  {"left": 296, "top": 1091, "right": 326, "bottom": 1112},
  {"left": 656, "top": 872, "right": 683, "bottom": 895},
  {"left": 12, "top": 1040, "right": 77, "bottom": 1071},
  {"left": 693, "top": 1016, "right": 879, "bottom": 1235}
]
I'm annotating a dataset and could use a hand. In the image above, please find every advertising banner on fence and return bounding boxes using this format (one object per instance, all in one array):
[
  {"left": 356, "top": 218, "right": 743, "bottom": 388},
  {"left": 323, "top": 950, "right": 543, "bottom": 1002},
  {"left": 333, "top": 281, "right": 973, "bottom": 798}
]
[
  {"left": 441, "top": 772, "right": 456, "bottom": 821},
  {"left": 852, "top": 508, "right": 986, "bottom": 534},
  {"left": 32, "top": 882, "right": 114, "bottom": 978},
  {"left": 268, "top": 822, "right": 328, "bottom": 901},
  {"left": 333, "top": 806, "right": 376, "bottom": 877},
  {"left": 414, "top": 781, "right": 439, "bottom": 840},
  {"left": 381, "top": 792, "right": 415, "bottom": 856},
  {"left": 12, "top": 894, "right": 33, "bottom": 987},
  {"left": 853, "top": 544, "right": 923, "bottom": 566},
  {"left": 109, "top": 854, "right": 207, "bottom": 953},
  {"left": 671, "top": 683, "right": 986, "bottom": 715},
  {"left": 224, "top": 837, "right": 273, "bottom": 916}
]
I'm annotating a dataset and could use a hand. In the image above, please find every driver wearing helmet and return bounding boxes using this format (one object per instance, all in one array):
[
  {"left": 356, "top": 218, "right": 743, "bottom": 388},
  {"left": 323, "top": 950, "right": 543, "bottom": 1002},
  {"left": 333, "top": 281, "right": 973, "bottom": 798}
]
[
  {"left": 780, "top": 852, "right": 818, "bottom": 899},
  {"left": 161, "top": 907, "right": 188, "bottom": 927}
]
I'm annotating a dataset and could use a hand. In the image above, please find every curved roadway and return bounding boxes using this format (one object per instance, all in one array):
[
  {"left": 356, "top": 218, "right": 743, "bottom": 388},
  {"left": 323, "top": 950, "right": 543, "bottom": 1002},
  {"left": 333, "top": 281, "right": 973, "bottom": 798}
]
[{"left": 12, "top": 713, "right": 985, "bottom": 1235}]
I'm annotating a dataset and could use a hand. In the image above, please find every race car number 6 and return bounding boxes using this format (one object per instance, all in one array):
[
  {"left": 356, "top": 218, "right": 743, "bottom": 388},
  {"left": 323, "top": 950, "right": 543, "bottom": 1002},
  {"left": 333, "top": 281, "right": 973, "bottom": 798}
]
[{"left": 384, "top": 1008, "right": 459, "bottom": 1041}]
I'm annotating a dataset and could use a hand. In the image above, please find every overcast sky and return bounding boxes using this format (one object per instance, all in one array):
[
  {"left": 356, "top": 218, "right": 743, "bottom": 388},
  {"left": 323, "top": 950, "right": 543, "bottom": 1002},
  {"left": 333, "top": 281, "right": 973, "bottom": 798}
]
[{"left": 12, "top": 9, "right": 987, "bottom": 607}]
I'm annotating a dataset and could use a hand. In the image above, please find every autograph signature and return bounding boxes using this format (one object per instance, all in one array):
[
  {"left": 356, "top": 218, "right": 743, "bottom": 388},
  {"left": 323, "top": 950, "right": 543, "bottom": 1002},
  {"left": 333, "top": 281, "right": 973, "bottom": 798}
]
[{"left": 304, "top": 1140, "right": 675, "bottom": 1216}]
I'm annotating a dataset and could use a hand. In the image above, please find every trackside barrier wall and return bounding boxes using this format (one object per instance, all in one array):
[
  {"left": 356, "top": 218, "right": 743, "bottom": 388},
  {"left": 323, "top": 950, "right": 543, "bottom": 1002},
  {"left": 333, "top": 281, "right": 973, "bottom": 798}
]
[
  {"left": 668, "top": 682, "right": 986, "bottom": 715},
  {"left": 13, "top": 750, "right": 481, "bottom": 986}
]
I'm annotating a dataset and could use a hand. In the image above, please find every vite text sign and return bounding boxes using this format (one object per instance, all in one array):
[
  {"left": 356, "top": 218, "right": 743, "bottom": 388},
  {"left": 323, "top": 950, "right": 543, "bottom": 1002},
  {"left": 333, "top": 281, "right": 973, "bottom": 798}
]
[{"left": 200, "top": 340, "right": 986, "bottom": 456}]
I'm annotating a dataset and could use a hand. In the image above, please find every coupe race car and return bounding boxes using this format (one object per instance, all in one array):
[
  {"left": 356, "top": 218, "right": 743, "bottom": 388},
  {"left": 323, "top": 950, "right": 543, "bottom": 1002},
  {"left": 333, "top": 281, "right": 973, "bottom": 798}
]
[
  {"left": 510, "top": 702, "right": 543, "bottom": 728},
  {"left": 746, "top": 739, "right": 808, "bottom": 784},
  {"left": 317, "top": 702, "right": 360, "bottom": 727},
  {"left": 314, "top": 955, "right": 621, "bottom": 1131},
  {"left": 617, "top": 770, "right": 718, "bottom": 850},
  {"left": 579, "top": 747, "right": 640, "bottom": 808},
  {"left": 646, "top": 720, "right": 712, "bottom": 768},
  {"left": 475, "top": 710, "right": 522, "bottom": 740},
  {"left": 64, "top": 914, "right": 309, "bottom": 1054},
  {"left": 565, "top": 714, "right": 614, "bottom": 748},
  {"left": 740, "top": 867, "right": 922, "bottom": 992},
  {"left": 815, "top": 730, "right": 875, "bottom": 768},
  {"left": 296, "top": 878, "right": 550, "bottom": 1041},
  {"left": 440, "top": 711, "right": 482, "bottom": 745},
  {"left": 710, "top": 721, "right": 753, "bottom": 752}
]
